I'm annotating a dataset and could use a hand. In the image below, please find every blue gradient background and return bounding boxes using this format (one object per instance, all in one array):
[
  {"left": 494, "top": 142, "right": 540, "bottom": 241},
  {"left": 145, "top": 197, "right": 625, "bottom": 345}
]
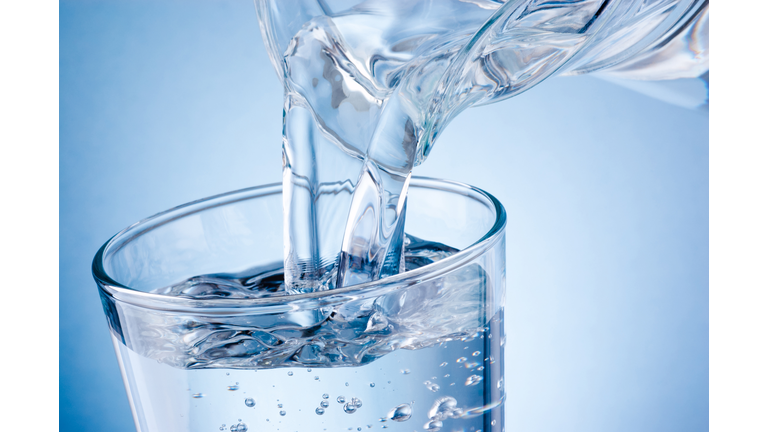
[{"left": 60, "top": 1, "right": 708, "bottom": 431}]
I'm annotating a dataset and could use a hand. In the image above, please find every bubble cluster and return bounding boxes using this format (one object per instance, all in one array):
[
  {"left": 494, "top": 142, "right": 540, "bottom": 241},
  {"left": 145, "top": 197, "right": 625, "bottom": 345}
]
[
  {"left": 351, "top": 397, "right": 362, "bottom": 408},
  {"left": 424, "top": 419, "right": 443, "bottom": 431},
  {"left": 229, "top": 423, "right": 248, "bottom": 432},
  {"left": 466, "top": 375, "right": 483, "bottom": 386},
  {"left": 423, "top": 381, "right": 440, "bottom": 392}
]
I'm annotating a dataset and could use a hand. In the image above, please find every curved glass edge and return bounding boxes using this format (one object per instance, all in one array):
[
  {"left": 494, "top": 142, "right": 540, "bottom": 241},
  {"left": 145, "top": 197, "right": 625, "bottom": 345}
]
[{"left": 93, "top": 176, "right": 507, "bottom": 313}]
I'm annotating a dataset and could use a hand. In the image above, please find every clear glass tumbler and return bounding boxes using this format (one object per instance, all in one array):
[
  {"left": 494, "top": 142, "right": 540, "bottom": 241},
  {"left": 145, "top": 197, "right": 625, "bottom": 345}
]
[{"left": 93, "top": 177, "right": 506, "bottom": 432}]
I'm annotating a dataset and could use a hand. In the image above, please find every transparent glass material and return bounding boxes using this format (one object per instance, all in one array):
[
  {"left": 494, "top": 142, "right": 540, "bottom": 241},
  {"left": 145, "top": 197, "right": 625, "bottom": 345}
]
[{"left": 93, "top": 177, "right": 506, "bottom": 432}]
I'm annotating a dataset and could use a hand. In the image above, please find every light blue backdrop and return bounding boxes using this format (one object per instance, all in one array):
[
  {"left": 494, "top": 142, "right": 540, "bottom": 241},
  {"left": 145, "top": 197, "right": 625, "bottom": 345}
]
[{"left": 60, "top": 1, "right": 708, "bottom": 431}]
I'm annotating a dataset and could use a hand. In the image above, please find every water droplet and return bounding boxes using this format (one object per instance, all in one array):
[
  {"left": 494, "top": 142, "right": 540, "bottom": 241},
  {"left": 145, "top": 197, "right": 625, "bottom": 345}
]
[
  {"left": 456, "top": 357, "right": 467, "bottom": 363},
  {"left": 228, "top": 385, "right": 239, "bottom": 391},
  {"left": 320, "top": 400, "right": 329, "bottom": 408},
  {"left": 439, "top": 362, "right": 448, "bottom": 367},
  {"left": 337, "top": 396, "right": 346, "bottom": 404},
  {"left": 351, "top": 397, "right": 362, "bottom": 408},
  {"left": 369, "top": 382, "right": 375, "bottom": 387},
  {"left": 278, "top": 403, "right": 283, "bottom": 408},
  {"left": 428, "top": 397, "right": 457, "bottom": 420},
  {"left": 287, "top": 371, "right": 293, "bottom": 376},
  {"left": 315, "top": 407, "right": 325, "bottom": 415},
  {"left": 401, "top": 369, "right": 410, "bottom": 375},
  {"left": 465, "top": 375, "right": 483, "bottom": 386},
  {"left": 387, "top": 403, "right": 412, "bottom": 422},
  {"left": 322, "top": 393, "right": 329, "bottom": 399},
  {"left": 424, "top": 419, "right": 443, "bottom": 431},
  {"left": 472, "top": 351, "right": 481, "bottom": 357},
  {"left": 345, "top": 382, "right": 349, "bottom": 386},
  {"left": 343, "top": 402, "right": 357, "bottom": 414},
  {"left": 280, "top": 410, "right": 286, "bottom": 416},
  {"left": 244, "top": 398, "right": 255, "bottom": 407},
  {"left": 192, "top": 393, "right": 204, "bottom": 398}
]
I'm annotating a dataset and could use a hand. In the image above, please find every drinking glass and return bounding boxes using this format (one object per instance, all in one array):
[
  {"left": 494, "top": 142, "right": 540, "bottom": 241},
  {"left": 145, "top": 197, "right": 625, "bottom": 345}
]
[{"left": 93, "top": 177, "right": 506, "bottom": 432}]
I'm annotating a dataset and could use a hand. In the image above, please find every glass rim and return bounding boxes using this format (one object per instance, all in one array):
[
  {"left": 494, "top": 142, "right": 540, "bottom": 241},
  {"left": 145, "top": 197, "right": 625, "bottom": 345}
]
[{"left": 93, "top": 176, "right": 506, "bottom": 313}]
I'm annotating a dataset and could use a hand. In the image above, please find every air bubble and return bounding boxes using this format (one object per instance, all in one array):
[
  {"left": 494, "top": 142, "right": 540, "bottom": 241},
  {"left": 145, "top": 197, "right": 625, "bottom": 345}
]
[
  {"left": 280, "top": 410, "right": 286, "bottom": 416},
  {"left": 401, "top": 369, "right": 410, "bottom": 375},
  {"left": 287, "top": 371, "right": 293, "bottom": 376},
  {"left": 192, "top": 393, "right": 204, "bottom": 398},
  {"left": 320, "top": 400, "right": 329, "bottom": 408},
  {"left": 472, "top": 351, "right": 481, "bottom": 357},
  {"left": 369, "top": 382, "right": 375, "bottom": 387},
  {"left": 307, "top": 368, "right": 312, "bottom": 372},
  {"left": 228, "top": 385, "right": 239, "bottom": 391},
  {"left": 343, "top": 402, "right": 357, "bottom": 414},
  {"left": 316, "top": 407, "right": 325, "bottom": 415},
  {"left": 351, "top": 397, "right": 362, "bottom": 408},
  {"left": 315, "top": 376, "right": 320, "bottom": 381},
  {"left": 428, "top": 397, "right": 457, "bottom": 420},
  {"left": 424, "top": 419, "right": 443, "bottom": 431},
  {"left": 278, "top": 403, "right": 283, "bottom": 408},
  {"left": 457, "top": 357, "right": 467, "bottom": 363},
  {"left": 345, "top": 382, "right": 349, "bottom": 386},
  {"left": 244, "top": 398, "right": 255, "bottom": 407},
  {"left": 337, "top": 396, "right": 346, "bottom": 404},
  {"left": 387, "top": 403, "right": 412, "bottom": 422},
  {"left": 439, "top": 362, "right": 448, "bottom": 367},
  {"left": 464, "top": 362, "right": 480, "bottom": 369},
  {"left": 465, "top": 375, "right": 483, "bottom": 386},
  {"left": 497, "top": 377, "right": 504, "bottom": 390},
  {"left": 322, "top": 394, "right": 329, "bottom": 399}
]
